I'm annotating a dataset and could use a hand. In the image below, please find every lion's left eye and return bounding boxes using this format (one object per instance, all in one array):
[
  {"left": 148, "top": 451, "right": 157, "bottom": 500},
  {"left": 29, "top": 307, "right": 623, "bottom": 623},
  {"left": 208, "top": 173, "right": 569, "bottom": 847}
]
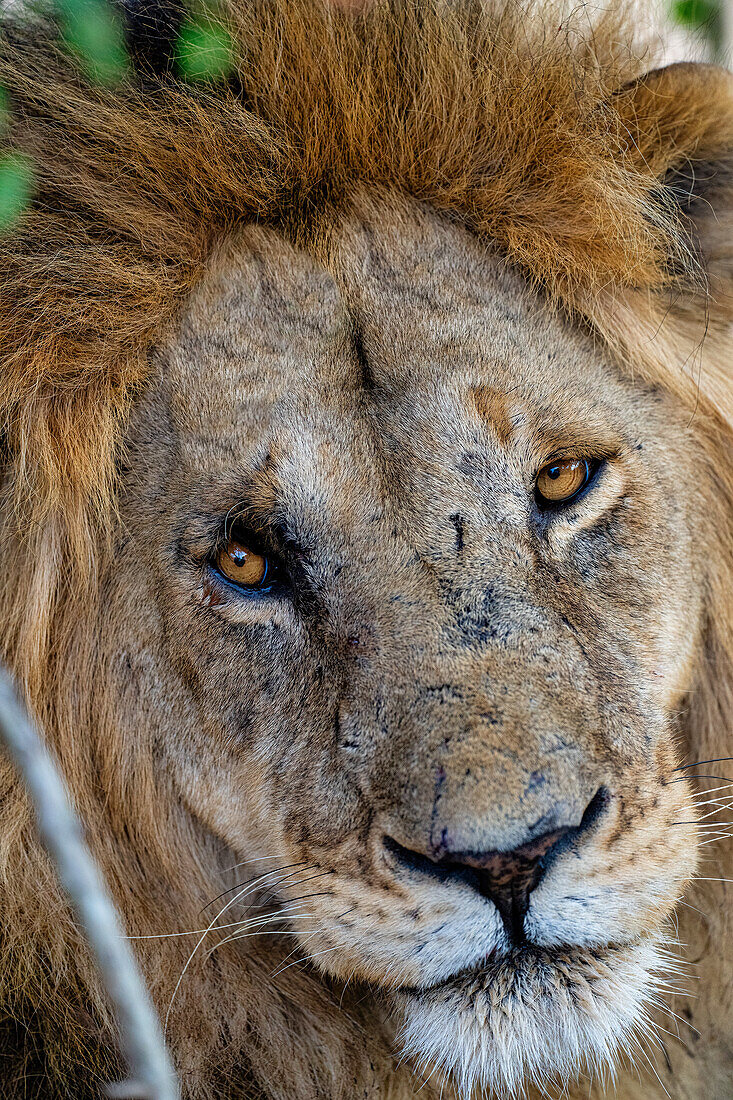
[
  {"left": 214, "top": 537, "right": 274, "bottom": 589},
  {"left": 535, "top": 457, "right": 599, "bottom": 508}
]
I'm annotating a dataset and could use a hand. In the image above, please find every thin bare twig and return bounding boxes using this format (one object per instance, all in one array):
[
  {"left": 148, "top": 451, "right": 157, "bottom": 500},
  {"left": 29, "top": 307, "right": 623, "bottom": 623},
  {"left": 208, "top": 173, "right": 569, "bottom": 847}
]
[{"left": 0, "top": 664, "right": 179, "bottom": 1100}]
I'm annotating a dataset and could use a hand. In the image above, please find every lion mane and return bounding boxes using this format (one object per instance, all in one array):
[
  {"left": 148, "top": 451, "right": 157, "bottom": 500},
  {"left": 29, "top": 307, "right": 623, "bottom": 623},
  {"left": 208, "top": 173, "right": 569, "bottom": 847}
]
[{"left": 0, "top": 1, "right": 731, "bottom": 1098}]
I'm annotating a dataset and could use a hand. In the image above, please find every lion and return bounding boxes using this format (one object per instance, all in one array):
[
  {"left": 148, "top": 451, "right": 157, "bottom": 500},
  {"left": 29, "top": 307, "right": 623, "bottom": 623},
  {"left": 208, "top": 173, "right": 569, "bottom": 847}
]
[{"left": 0, "top": 1, "right": 731, "bottom": 1097}]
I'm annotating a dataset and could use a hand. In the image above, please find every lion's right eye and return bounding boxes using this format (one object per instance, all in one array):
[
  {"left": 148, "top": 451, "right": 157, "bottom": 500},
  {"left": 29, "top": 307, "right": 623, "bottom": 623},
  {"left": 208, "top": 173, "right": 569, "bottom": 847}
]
[{"left": 214, "top": 538, "right": 272, "bottom": 589}]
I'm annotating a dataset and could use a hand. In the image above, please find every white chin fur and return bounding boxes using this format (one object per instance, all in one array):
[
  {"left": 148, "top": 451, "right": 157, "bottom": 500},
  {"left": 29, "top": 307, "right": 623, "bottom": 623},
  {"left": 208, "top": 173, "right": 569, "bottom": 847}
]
[{"left": 394, "top": 937, "right": 665, "bottom": 1099}]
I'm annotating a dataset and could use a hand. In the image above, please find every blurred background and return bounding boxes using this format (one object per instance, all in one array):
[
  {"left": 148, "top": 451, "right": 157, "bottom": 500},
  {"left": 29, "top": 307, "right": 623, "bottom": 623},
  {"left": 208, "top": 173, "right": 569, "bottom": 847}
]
[{"left": 656, "top": 0, "right": 732, "bottom": 62}]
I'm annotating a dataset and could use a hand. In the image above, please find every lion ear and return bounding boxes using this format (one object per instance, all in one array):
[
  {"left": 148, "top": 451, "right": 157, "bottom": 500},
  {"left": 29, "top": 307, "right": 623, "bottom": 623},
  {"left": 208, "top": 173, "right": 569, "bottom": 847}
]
[
  {"left": 619, "top": 62, "right": 733, "bottom": 302},
  {"left": 589, "top": 63, "right": 733, "bottom": 426}
]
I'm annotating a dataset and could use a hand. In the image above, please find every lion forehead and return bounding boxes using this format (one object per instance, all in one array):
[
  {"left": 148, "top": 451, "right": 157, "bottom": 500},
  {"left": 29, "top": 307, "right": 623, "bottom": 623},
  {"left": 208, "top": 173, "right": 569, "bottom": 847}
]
[{"left": 149, "top": 197, "right": 625, "bottom": 477}]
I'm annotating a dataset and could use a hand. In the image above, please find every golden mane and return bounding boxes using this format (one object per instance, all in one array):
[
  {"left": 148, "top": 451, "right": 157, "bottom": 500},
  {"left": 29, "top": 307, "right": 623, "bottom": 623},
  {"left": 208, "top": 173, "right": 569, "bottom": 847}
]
[{"left": 0, "top": 3, "right": 732, "bottom": 1098}]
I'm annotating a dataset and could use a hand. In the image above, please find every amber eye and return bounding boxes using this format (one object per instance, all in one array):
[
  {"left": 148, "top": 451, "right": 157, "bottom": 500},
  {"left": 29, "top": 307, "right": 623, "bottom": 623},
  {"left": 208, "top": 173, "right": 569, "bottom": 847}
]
[
  {"left": 535, "top": 457, "right": 596, "bottom": 508},
  {"left": 214, "top": 537, "right": 270, "bottom": 589}
]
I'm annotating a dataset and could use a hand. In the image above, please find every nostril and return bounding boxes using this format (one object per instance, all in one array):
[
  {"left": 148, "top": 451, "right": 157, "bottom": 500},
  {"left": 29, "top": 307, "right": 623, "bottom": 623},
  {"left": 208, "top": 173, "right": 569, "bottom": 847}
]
[
  {"left": 384, "top": 786, "right": 610, "bottom": 944},
  {"left": 577, "top": 785, "right": 611, "bottom": 834},
  {"left": 383, "top": 834, "right": 484, "bottom": 892}
]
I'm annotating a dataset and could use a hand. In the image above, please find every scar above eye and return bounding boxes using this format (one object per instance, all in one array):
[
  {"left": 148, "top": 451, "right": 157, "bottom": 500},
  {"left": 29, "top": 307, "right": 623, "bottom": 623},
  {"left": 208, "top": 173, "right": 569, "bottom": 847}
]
[{"left": 471, "top": 385, "right": 515, "bottom": 445}]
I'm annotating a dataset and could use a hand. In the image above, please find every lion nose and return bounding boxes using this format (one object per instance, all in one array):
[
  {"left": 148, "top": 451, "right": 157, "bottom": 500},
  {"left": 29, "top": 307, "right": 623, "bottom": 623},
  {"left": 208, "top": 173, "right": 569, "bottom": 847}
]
[
  {"left": 442, "top": 828, "right": 570, "bottom": 943},
  {"left": 384, "top": 788, "right": 609, "bottom": 944}
]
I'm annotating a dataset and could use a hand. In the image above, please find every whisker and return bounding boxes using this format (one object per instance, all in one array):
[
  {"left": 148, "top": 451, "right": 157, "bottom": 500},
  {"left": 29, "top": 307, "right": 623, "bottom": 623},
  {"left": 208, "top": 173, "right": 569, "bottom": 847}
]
[
  {"left": 676, "top": 900, "right": 705, "bottom": 918},
  {"left": 219, "top": 854, "right": 298, "bottom": 875},
  {"left": 205, "top": 916, "right": 322, "bottom": 958},
  {"left": 270, "top": 942, "right": 344, "bottom": 978},
  {"left": 674, "top": 757, "right": 733, "bottom": 771},
  {"left": 273, "top": 927, "right": 323, "bottom": 971},
  {"left": 235, "top": 871, "right": 335, "bottom": 916},
  {"left": 165, "top": 864, "right": 321, "bottom": 1033},
  {"left": 202, "top": 861, "right": 309, "bottom": 912},
  {"left": 657, "top": 1006, "right": 700, "bottom": 1037},
  {"left": 684, "top": 783, "right": 733, "bottom": 797},
  {"left": 682, "top": 799, "right": 733, "bottom": 816},
  {"left": 670, "top": 775, "right": 733, "bottom": 784},
  {"left": 209, "top": 925, "right": 320, "bottom": 953},
  {"left": 414, "top": 1053, "right": 443, "bottom": 1094},
  {"left": 338, "top": 965, "right": 359, "bottom": 1010},
  {"left": 672, "top": 818, "right": 733, "bottom": 826},
  {"left": 685, "top": 790, "right": 733, "bottom": 802},
  {"left": 245, "top": 869, "right": 335, "bottom": 913},
  {"left": 684, "top": 805, "right": 732, "bottom": 821},
  {"left": 129, "top": 904, "right": 311, "bottom": 940},
  {"left": 274, "top": 870, "right": 336, "bottom": 895},
  {"left": 333, "top": 905, "right": 358, "bottom": 920},
  {"left": 278, "top": 890, "right": 335, "bottom": 903},
  {"left": 165, "top": 878, "right": 257, "bottom": 1036}
]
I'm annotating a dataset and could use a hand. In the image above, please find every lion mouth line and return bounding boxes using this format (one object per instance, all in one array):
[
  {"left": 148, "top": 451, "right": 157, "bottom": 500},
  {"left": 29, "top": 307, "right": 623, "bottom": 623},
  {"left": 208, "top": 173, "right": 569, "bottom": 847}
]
[{"left": 393, "top": 936, "right": 630, "bottom": 997}]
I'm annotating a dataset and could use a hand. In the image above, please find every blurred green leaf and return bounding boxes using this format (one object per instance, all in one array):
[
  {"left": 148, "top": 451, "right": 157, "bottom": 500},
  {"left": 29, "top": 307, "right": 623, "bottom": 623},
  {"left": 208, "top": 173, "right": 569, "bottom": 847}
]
[
  {"left": 671, "top": 0, "right": 718, "bottom": 28},
  {"left": 58, "top": 0, "right": 128, "bottom": 84},
  {"left": 175, "top": 20, "right": 235, "bottom": 82},
  {"left": 0, "top": 154, "right": 33, "bottom": 231}
]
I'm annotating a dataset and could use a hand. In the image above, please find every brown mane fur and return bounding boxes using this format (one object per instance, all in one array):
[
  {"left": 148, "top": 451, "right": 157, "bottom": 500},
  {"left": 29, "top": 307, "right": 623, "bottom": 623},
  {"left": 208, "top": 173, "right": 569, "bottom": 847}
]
[{"left": 0, "top": 2, "right": 731, "bottom": 1097}]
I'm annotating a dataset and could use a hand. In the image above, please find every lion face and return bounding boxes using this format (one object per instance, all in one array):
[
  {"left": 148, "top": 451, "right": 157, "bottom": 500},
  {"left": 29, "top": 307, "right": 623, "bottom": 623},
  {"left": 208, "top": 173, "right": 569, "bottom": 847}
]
[{"left": 111, "top": 196, "right": 702, "bottom": 1097}]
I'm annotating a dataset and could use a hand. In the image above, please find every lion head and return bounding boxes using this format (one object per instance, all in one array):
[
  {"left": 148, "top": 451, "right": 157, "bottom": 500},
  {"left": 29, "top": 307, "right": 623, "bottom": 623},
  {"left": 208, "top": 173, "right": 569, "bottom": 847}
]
[{"left": 0, "top": 4, "right": 731, "bottom": 1100}]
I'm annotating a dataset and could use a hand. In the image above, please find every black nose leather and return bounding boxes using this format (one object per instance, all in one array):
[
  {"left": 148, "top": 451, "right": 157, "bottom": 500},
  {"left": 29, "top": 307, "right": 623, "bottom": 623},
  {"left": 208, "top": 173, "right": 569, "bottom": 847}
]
[
  {"left": 385, "top": 788, "right": 609, "bottom": 944},
  {"left": 442, "top": 827, "right": 570, "bottom": 943}
]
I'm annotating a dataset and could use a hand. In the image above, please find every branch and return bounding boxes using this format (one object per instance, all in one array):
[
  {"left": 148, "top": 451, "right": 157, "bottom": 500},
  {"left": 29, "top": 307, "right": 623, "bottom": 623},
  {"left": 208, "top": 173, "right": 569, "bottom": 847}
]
[{"left": 0, "top": 664, "right": 179, "bottom": 1100}]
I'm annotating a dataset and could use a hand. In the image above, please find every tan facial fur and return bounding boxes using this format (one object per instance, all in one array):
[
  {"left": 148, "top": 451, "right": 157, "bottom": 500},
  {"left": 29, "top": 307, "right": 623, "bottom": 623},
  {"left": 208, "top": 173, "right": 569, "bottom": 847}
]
[
  {"left": 1, "top": 4, "right": 732, "bottom": 1099},
  {"left": 103, "top": 197, "right": 704, "bottom": 1096}
]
